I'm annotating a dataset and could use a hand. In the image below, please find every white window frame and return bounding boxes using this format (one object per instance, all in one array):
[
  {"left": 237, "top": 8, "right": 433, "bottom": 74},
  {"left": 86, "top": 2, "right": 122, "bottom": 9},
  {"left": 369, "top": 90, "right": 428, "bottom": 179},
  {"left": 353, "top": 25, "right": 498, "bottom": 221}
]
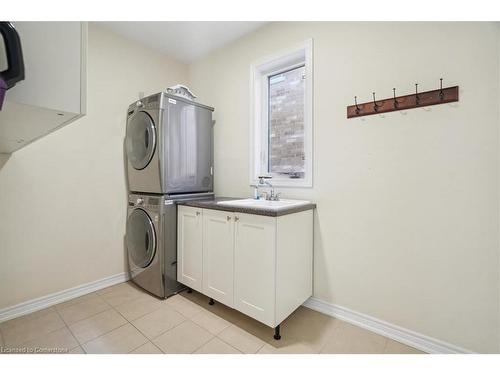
[{"left": 249, "top": 39, "right": 313, "bottom": 188}]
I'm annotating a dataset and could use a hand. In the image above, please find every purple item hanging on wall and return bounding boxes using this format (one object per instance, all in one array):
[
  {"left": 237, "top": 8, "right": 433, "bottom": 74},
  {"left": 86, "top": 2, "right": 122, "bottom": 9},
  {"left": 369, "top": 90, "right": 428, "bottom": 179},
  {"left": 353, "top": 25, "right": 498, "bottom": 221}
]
[{"left": 0, "top": 78, "right": 6, "bottom": 110}]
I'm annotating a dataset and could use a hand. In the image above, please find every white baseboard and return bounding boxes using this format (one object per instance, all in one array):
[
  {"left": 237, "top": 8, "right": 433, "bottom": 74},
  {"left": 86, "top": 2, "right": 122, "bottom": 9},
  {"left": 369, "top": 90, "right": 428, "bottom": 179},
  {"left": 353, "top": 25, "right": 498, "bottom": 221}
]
[
  {"left": 0, "top": 272, "right": 130, "bottom": 323},
  {"left": 303, "top": 297, "right": 474, "bottom": 354},
  {"left": 0, "top": 275, "right": 476, "bottom": 354}
]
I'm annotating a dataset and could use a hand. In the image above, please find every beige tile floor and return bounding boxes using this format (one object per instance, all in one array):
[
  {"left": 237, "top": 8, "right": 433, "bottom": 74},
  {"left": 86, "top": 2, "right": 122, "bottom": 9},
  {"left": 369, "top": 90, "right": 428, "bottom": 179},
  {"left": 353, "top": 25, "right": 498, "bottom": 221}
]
[{"left": 0, "top": 282, "right": 424, "bottom": 354}]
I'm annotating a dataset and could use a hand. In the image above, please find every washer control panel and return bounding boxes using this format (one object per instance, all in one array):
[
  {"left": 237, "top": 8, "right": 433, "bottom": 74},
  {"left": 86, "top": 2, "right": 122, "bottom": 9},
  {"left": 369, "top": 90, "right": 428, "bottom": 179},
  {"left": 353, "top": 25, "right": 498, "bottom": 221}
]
[{"left": 128, "top": 194, "right": 161, "bottom": 210}]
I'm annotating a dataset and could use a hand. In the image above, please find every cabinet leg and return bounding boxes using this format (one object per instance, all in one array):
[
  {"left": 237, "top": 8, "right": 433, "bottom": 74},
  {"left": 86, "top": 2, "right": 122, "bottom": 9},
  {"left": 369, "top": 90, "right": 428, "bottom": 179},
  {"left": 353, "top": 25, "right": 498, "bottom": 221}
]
[
  {"left": 274, "top": 325, "right": 281, "bottom": 340},
  {"left": 209, "top": 298, "right": 215, "bottom": 305},
  {"left": 187, "top": 288, "right": 192, "bottom": 294}
]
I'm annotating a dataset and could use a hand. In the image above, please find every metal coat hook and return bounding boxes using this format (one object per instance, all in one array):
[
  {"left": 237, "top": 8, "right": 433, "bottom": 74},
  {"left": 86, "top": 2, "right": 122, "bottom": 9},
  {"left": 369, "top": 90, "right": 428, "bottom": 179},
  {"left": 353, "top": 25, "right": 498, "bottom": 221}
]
[
  {"left": 392, "top": 88, "right": 399, "bottom": 109},
  {"left": 354, "top": 96, "right": 361, "bottom": 114},
  {"left": 347, "top": 80, "right": 459, "bottom": 119},
  {"left": 372, "top": 92, "right": 380, "bottom": 112}
]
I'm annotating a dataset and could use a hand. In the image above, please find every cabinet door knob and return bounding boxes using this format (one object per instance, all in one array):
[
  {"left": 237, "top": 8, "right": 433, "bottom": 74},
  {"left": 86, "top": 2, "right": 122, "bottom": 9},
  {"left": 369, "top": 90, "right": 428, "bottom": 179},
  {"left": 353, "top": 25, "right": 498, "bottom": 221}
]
[
  {"left": 196, "top": 211, "right": 200, "bottom": 216},
  {"left": 234, "top": 216, "right": 239, "bottom": 222},
  {"left": 227, "top": 215, "right": 231, "bottom": 221}
]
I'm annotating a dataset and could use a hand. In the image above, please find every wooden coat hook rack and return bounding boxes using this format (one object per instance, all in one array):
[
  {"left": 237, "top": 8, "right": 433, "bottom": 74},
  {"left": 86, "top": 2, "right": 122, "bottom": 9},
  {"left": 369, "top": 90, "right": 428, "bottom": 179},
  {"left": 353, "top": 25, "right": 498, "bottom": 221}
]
[{"left": 347, "top": 79, "right": 459, "bottom": 119}]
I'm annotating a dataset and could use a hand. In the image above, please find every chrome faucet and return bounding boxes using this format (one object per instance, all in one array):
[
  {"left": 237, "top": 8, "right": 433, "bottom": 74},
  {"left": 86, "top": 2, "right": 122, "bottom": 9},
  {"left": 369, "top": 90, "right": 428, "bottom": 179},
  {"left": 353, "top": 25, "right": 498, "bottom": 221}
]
[
  {"left": 257, "top": 176, "right": 280, "bottom": 201},
  {"left": 258, "top": 176, "right": 273, "bottom": 187}
]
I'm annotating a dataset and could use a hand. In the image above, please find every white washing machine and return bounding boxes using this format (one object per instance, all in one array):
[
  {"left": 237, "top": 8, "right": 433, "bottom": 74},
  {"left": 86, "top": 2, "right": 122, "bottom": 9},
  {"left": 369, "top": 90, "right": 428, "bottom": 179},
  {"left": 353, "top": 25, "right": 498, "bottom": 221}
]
[{"left": 125, "top": 92, "right": 214, "bottom": 195}]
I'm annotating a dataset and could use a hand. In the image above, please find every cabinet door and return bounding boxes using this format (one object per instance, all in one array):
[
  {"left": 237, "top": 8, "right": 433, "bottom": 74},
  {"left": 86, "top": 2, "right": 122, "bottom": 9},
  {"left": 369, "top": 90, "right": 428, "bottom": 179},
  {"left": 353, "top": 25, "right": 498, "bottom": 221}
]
[
  {"left": 177, "top": 206, "right": 203, "bottom": 291},
  {"left": 8, "top": 22, "right": 86, "bottom": 114},
  {"left": 202, "top": 209, "right": 234, "bottom": 307},
  {"left": 234, "top": 213, "right": 276, "bottom": 327},
  {"left": 0, "top": 22, "right": 87, "bottom": 153}
]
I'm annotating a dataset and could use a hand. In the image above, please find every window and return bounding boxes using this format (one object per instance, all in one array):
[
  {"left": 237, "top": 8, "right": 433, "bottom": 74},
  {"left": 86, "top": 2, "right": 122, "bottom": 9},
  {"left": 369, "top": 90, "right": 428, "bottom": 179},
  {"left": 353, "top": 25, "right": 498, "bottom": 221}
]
[
  {"left": 250, "top": 40, "right": 313, "bottom": 187},
  {"left": 268, "top": 66, "right": 306, "bottom": 179}
]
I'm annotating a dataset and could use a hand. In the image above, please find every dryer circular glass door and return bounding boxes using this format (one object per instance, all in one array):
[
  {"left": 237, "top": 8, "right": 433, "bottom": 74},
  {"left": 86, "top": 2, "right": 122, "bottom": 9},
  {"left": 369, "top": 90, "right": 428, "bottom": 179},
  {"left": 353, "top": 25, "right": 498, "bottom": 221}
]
[
  {"left": 126, "top": 208, "right": 156, "bottom": 268},
  {"left": 125, "top": 111, "right": 156, "bottom": 170}
]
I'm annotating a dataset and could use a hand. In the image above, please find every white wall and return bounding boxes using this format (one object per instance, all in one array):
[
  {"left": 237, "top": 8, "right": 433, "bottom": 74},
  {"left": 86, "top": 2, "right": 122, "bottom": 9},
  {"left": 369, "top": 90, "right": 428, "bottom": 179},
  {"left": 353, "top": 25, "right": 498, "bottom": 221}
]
[
  {"left": 497, "top": 22, "right": 500, "bottom": 354},
  {"left": 188, "top": 22, "right": 500, "bottom": 353},
  {"left": 0, "top": 154, "right": 9, "bottom": 169},
  {"left": 0, "top": 24, "right": 187, "bottom": 309}
]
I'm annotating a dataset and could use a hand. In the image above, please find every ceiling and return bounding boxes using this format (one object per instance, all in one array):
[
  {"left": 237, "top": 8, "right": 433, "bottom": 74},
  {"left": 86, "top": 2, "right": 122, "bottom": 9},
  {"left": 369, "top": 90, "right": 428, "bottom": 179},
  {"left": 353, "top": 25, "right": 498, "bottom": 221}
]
[{"left": 99, "top": 22, "right": 268, "bottom": 63}]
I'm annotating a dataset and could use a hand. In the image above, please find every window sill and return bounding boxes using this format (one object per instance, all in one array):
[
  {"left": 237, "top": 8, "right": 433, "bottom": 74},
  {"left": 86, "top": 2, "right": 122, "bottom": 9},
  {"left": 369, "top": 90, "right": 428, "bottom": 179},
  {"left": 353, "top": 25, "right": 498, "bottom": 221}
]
[{"left": 250, "top": 179, "right": 313, "bottom": 189}]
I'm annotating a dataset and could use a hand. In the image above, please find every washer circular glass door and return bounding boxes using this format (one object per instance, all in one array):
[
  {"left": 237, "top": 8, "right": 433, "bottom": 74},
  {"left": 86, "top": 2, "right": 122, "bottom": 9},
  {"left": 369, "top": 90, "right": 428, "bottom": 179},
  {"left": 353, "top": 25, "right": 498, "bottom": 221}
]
[
  {"left": 125, "top": 111, "right": 156, "bottom": 170},
  {"left": 126, "top": 208, "right": 156, "bottom": 268}
]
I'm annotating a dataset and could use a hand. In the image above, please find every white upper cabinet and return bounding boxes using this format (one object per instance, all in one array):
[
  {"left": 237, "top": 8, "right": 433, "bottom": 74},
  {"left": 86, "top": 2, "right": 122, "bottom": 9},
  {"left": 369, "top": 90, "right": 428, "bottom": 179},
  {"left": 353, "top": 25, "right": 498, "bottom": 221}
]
[
  {"left": 202, "top": 209, "right": 235, "bottom": 307},
  {"left": 0, "top": 22, "right": 87, "bottom": 153}
]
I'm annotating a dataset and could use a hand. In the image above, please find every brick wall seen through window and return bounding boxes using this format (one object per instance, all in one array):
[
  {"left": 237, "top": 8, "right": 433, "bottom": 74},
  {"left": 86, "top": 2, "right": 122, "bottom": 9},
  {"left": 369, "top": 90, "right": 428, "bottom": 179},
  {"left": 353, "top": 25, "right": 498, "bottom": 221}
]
[{"left": 268, "top": 65, "right": 305, "bottom": 179}]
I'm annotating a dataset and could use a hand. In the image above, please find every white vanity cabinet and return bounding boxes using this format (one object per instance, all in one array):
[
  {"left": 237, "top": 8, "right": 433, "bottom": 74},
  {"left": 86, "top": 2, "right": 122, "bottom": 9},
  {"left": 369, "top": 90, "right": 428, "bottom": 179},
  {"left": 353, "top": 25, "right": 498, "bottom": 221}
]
[{"left": 177, "top": 205, "right": 313, "bottom": 330}]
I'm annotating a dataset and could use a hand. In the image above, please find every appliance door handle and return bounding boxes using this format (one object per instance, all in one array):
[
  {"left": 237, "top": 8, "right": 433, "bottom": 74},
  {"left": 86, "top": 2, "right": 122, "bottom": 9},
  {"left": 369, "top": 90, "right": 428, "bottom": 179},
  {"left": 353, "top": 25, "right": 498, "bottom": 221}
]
[
  {"left": 0, "top": 22, "right": 25, "bottom": 88},
  {"left": 145, "top": 232, "right": 149, "bottom": 251}
]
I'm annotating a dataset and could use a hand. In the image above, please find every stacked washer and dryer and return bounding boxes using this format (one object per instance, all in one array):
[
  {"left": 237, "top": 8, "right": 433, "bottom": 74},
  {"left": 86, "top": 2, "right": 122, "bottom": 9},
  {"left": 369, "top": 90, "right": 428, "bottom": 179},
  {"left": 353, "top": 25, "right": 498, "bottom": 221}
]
[{"left": 124, "top": 92, "right": 214, "bottom": 298}]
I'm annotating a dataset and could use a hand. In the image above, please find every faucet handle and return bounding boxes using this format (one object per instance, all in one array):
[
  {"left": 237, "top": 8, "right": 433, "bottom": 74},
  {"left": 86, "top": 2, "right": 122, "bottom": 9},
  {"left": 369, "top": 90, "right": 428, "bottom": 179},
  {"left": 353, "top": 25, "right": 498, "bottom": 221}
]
[
  {"left": 275, "top": 192, "right": 281, "bottom": 201},
  {"left": 258, "top": 175, "right": 272, "bottom": 184}
]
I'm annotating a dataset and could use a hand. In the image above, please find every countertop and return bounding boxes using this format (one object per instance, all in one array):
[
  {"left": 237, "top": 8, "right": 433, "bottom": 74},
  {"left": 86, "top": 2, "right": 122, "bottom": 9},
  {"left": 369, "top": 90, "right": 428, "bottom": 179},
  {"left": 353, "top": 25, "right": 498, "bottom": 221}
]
[{"left": 178, "top": 197, "right": 316, "bottom": 217}]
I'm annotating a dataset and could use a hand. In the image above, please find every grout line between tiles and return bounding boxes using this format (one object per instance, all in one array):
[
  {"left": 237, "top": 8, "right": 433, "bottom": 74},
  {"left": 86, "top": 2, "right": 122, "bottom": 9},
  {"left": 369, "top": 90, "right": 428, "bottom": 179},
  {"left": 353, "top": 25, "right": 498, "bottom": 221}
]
[
  {"left": 56, "top": 294, "right": 114, "bottom": 326},
  {"left": 79, "top": 322, "right": 147, "bottom": 354},
  {"left": 188, "top": 314, "right": 223, "bottom": 334},
  {"left": 215, "top": 324, "right": 266, "bottom": 354},
  {"left": 195, "top": 336, "right": 243, "bottom": 354},
  {"left": 80, "top": 321, "right": 129, "bottom": 349},
  {"left": 110, "top": 294, "right": 167, "bottom": 322},
  {"left": 3, "top": 315, "right": 67, "bottom": 348},
  {"left": 0, "top": 306, "right": 56, "bottom": 334},
  {"left": 315, "top": 324, "right": 339, "bottom": 354},
  {"left": 151, "top": 317, "right": 215, "bottom": 354},
  {"left": 128, "top": 313, "right": 186, "bottom": 341},
  {"left": 147, "top": 340, "right": 164, "bottom": 354},
  {"left": 111, "top": 304, "right": 155, "bottom": 325},
  {"left": 52, "top": 308, "right": 81, "bottom": 353},
  {"left": 75, "top": 320, "right": 130, "bottom": 346},
  {"left": 109, "top": 292, "right": 149, "bottom": 309},
  {"left": 60, "top": 306, "right": 114, "bottom": 327},
  {"left": 189, "top": 335, "right": 216, "bottom": 354},
  {"left": 125, "top": 329, "right": 150, "bottom": 354},
  {"left": 53, "top": 292, "right": 100, "bottom": 310},
  {"left": 63, "top": 299, "right": 165, "bottom": 351},
  {"left": 57, "top": 294, "right": 131, "bottom": 348},
  {"left": 187, "top": 315, "right": 243, "bottom": 353},
  {"left": 382, "top": 337, "right": 390, "bottom": 353}
]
